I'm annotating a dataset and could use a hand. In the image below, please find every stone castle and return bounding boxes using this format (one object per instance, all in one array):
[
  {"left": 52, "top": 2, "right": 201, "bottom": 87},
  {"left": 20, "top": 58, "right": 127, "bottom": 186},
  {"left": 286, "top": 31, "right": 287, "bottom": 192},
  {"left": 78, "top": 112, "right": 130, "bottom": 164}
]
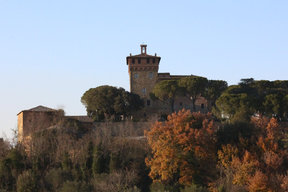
[
  {"left": 17, "top": 45, "right": 210, "bottom": 141},
  {"left": 126, "top": 44, "right": 210, "bottom": 119}
]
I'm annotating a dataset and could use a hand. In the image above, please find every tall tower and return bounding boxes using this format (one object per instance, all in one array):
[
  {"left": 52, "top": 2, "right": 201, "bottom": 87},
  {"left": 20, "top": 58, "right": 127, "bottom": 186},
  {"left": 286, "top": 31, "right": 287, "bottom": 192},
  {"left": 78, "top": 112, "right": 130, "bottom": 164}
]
[{"left": 126, "top": 44, "right": 161, "bottom": 118}]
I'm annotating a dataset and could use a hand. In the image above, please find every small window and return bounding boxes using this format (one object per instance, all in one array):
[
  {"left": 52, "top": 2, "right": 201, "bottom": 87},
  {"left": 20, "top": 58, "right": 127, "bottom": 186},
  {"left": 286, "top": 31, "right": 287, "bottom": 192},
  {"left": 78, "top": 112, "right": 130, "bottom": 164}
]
[
  {"left": 180, "top": 102, "right": 182, "bottom": 106},
  {"left": 132, "top": 59, "right": 135, "bottom": 64},
  {"left": 201, "top": 103, "right": 204, "bottom": 108},
  {"left": 149, "top": 72, "right": 153, "bottom": 79},
  {"left": 212, "top": 101, "right": 215, "bottom": 106},
  {"left": 147, "top": 100, "right": 150, "bottom": 106},
  {"left": 134, "top": 73, "right": 138, "bottom": 79},
  {"left": 142, "top": 88, "right": 146, "bottom": 94},
  {"left": 143, "top": 113, "right": 146, "bottom": 117},
  {"left": 153, "top": 58, "right": 156, "bottom": 63},
  {"left": 147, "top": 59, "right": 150, "bottom": 64},
  {"left": 138, "top": 59, "right": 141, "bottom": 64}
]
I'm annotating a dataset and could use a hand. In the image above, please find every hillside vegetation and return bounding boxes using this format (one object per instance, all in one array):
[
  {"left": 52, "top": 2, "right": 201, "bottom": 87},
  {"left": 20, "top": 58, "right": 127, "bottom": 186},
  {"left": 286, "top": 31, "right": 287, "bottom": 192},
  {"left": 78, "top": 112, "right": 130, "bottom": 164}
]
[
  {"left": 2, "top": 109, "right": 288, "bottom": 191},
  {"left": 2, "top": 78, "right": 288, "bottom": 191}
]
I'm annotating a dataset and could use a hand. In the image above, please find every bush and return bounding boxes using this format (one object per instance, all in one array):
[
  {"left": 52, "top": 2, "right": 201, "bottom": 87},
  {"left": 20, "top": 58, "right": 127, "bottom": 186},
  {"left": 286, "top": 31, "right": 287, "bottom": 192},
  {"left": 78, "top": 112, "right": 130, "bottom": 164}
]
[
  {"left": 60, "top": 180, "right": 91, "bottom": 192},
  {"left": 150, "top": 181, "right": 179, "bottom": 192},
  {"left": 91, "top": 171, "right": 138, "bottom": 192},
  {"left": 180, "top": 184, "right": 209, "bottom": 192},
  {"left": 17, "top": 170, "right": 36, "bottom": 192},
  {"left": 45, "top": 168, "right": 73, "bottom": 191}
]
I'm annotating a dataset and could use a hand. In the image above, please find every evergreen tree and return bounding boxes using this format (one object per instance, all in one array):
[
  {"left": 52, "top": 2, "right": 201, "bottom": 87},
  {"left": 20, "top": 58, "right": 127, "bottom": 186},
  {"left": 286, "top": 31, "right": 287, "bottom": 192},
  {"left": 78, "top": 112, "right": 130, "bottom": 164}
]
[{"left": 92, "top": 144, "right": 105, "bottom": 175}]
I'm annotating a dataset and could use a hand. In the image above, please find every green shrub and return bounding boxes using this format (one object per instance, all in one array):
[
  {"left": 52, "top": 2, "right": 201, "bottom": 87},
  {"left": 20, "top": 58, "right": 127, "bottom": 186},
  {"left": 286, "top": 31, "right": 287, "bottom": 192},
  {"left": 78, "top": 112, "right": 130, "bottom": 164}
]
[
  {"left": 150, "top": 181, "right": 179, "bottom": 192},
  {"left": 60, "top": 180, "right": 90, "bottom": 192},
  {"left": 16, "top": 170, "right": 36, "bottom": 192},
  {"left": 45, "top": 168, "right": 73, "bottom": 191},
  {"left": 180, "top": 184, "right": 209, "bottom": 192}
]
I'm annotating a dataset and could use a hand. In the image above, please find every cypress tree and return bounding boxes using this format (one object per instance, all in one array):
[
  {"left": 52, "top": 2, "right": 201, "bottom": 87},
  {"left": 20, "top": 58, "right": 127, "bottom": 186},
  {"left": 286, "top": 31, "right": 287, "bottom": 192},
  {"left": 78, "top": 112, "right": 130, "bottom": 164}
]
[{"left": 92, "top": 144, "right": 105, "bottom": 175}]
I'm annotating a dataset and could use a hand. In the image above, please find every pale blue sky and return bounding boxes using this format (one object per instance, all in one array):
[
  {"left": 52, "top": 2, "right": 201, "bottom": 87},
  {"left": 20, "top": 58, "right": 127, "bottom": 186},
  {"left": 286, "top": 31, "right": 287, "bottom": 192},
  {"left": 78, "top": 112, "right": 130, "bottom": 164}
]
[{"left": 1, "top": 1, "right": 287, "bottom": 138}]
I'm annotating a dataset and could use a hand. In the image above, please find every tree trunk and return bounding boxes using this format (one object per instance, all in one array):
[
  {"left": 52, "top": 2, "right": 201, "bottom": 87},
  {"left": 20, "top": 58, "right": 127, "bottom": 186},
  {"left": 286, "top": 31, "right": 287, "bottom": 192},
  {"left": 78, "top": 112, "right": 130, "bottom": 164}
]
[
  {"left": 192, "top": 99, "right": 196, "bottom": 112},
  {"left": 170, "top": 100, "right": 174, "bottom": 113}
]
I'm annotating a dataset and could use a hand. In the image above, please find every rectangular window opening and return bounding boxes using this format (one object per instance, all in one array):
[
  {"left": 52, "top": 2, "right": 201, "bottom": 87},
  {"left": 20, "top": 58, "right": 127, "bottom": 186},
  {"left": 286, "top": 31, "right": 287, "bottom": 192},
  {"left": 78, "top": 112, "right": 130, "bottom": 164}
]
[
  {"left": 147, "top": 100, "right": 151, "bottom": 106},
  {"left": 149, "top": 72, "right": 153, "bottom": 79}
]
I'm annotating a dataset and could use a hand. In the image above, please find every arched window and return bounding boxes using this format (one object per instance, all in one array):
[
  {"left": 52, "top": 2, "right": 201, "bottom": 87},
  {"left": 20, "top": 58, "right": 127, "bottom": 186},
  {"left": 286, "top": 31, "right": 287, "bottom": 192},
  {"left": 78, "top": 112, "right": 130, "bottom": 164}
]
[{"left": 142, "top": 87, "right": 146, "bottom": 94}]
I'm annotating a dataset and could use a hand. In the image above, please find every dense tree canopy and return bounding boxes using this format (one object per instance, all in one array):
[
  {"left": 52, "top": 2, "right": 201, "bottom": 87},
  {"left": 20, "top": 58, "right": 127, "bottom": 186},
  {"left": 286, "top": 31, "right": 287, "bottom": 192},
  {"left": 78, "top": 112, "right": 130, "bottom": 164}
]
[
  {"left": 204, "top": 80, "right": 228, "bottom": 103},
  {"left": 215, "top": 79, "right": 288, "bottom": 122},
  {"left": 81, "top": 85, "right": 144, "bottom": 121},
  {"left": 150, "top": 80, "right": 181, "bottom": 112},
  {"left": 150, "top": 78, "right": 227, "bottom": 114},
  {"left": 178, "top": 77, "right": 208, "bottom": 112}
]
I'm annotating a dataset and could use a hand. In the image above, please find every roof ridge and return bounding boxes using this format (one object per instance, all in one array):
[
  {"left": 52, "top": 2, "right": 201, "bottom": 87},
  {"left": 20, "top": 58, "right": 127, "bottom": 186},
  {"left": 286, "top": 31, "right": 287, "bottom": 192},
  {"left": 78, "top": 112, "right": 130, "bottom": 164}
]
[{"left": 28, "top": 105, "right": 55, "bottom": 112}]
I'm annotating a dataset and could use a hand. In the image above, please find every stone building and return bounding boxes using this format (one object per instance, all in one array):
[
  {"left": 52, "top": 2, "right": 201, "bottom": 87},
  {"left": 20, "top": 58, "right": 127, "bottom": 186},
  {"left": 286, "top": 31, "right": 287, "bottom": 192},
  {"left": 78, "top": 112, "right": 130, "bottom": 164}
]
[
  {"left": 18, "top": 45, "right": 211, "bottom": 141},
  {"left": 126, "top": 44, "right": 211, "bottom": 119},
  {"left": 17, "top": 105, "right": 93, "bottom": 143}
]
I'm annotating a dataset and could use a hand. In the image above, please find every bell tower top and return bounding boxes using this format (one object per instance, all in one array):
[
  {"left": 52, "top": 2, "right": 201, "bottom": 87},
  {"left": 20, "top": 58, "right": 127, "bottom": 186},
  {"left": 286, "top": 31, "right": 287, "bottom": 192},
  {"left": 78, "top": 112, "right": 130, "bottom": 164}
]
[
  {"left": 141, "top": 44, "right": 147, "bottom": 55},
  {"left": 126, "top": 44, "right": 161, "bottom": 94}
]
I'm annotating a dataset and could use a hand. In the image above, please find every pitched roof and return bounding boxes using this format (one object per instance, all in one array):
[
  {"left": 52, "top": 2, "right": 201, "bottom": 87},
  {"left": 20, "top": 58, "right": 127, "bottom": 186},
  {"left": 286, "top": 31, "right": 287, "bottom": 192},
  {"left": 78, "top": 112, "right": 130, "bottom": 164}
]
[
  {"left": 17, "top": 105, "right": 56, "bottom": 115},
  {"left": 28, "top": 105, "right": 55, "bottom": 112}
]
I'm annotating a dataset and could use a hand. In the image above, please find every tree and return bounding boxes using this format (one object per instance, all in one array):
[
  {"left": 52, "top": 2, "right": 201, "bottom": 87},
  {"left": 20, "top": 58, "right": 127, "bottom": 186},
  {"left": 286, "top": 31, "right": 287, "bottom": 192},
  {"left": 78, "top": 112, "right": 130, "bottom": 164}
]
[
  {"left": 212, "top": 114, "right": 288, "bottom": 192},
  {"left": 151, "top": 80, "right": 181, "bottom": 112},
  {"left": 283, "top": 95, "right": 288, "bottom": 119},
  {"left": 216, "top": 92, "right": 257, "bottom": 122},
  {"left": 214, "top": 79, "right": 288, "bottom": 122},
  {"left": 263, "top": 94, "right": 281, "bottom": 118},
  {"left": 92, "top": 144, "right": 105, "bottom": 175},
  {"left": 204, "top": 80, "right": 228, "bottom": 103},
  {"left": 81, "top": 85, "right": 144, "bottom": 121},
  {"left": 145, "top": 109, "right": 217, "bottom": 186},
  {"left": 178, "top": 77, "right": 208, "bottom": 112}
]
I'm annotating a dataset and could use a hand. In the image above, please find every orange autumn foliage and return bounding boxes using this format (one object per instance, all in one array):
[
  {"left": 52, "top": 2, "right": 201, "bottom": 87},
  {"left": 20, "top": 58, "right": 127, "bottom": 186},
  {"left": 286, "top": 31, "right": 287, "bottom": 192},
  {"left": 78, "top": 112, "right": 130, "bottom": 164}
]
[
  {"left": 145, "top": 109, "right": 217, "bottom": 186},
  {"left": 216, "top": 115, "right": 288, "bottom": 191}
]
